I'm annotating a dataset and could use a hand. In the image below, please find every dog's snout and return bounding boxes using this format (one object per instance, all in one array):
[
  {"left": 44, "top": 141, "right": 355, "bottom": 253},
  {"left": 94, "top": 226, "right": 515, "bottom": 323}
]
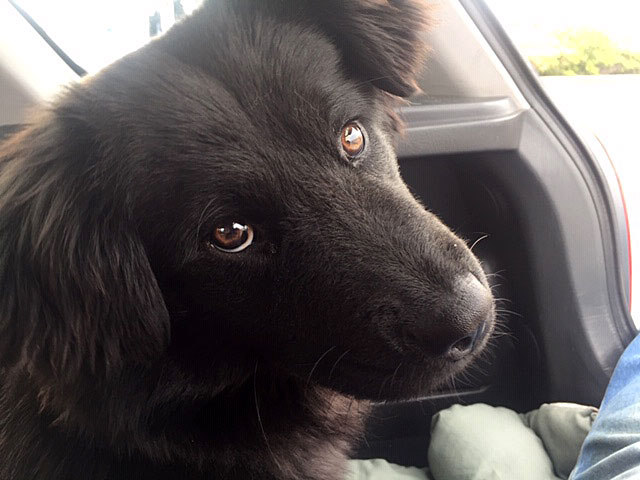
[
  {"left": 459, "top": 273, "right": 493, "bottom": 321},
  {"left": 444, "top": 273, "right": 492, "bottom": 361},
  {"left": 402, "top": 272, "right": 493, "bottom": 360}
]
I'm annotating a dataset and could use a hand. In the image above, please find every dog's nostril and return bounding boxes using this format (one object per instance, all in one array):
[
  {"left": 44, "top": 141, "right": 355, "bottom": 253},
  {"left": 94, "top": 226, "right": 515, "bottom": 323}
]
[
  {"left": 446, "top": 333, "right": 474, "bottom": 361},
  {"left": 445, "top": 322, "right": 486, "bottom": 361},
  {"left": 442, "top": 273, "right": 493, "bottom": 361}
]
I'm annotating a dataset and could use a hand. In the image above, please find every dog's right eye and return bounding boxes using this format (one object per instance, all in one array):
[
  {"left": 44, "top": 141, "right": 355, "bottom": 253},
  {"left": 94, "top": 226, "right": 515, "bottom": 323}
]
[
  {"left": 340, "top": 122, "right": 365, "bottom": 158},
  {"left": 209, "top": 223, "right": 254, "bottom": 252}
]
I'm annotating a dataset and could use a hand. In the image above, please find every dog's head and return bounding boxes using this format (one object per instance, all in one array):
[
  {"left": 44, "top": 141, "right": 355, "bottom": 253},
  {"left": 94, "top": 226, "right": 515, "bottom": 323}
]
[{"left": 0, "top": 0, "right": 493, "bottom": 407}]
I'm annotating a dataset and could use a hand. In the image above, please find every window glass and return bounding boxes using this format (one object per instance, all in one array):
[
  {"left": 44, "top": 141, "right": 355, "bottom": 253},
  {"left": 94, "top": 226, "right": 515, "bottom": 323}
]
[
  {"left": 486, "top": 0, "right": 640, "bottom": 324},
  {"left": 14, "top": 0, "right": 205, "bottom": 73}
]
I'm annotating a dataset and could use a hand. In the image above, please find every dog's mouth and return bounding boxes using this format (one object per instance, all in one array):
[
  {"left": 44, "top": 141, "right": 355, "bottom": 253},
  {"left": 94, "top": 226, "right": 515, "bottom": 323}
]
[{"left": 287, "top": 306, "right": 495, "bottom": 402}]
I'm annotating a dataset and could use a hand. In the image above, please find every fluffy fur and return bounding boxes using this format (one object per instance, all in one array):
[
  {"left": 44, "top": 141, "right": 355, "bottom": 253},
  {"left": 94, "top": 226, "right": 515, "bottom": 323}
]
[{"left": 0, "top": 1, "right": 494, "bottom": 478}]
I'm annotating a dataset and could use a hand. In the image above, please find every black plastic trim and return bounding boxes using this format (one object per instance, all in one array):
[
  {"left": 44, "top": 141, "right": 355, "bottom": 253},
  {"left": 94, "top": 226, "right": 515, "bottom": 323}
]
[{"left": 397, "top": 97, "right": 524, "bottom": 157}]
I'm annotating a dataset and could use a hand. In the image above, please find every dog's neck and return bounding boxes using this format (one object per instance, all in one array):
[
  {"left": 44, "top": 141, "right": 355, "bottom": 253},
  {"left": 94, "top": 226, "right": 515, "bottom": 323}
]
[{"left": 0, "top": 365, "right": 369, "bottom": 480}]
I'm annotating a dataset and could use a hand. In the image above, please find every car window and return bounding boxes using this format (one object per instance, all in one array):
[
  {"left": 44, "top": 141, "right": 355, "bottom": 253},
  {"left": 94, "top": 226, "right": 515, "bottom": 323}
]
[
  {"left": 12, "top": 0, "right": 205, "bottom": 74},
  {"left": 485, "top": 0, "right": 640, "bottom": 325}
]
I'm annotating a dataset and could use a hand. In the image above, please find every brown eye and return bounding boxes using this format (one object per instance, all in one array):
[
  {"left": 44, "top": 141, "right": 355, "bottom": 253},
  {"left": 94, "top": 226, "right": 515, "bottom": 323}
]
[
  {"left": 210, "top": 223, "right": 254, "bottom": 252},
  {"left": 340, "top": 122, "right": 365, "bottom": 158}
]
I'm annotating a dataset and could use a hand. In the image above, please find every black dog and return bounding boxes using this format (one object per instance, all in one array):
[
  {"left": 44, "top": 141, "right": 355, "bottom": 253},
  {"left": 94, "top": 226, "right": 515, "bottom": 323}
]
[{"left": 0, "top": 1, "right": 494, "bottom": 478}]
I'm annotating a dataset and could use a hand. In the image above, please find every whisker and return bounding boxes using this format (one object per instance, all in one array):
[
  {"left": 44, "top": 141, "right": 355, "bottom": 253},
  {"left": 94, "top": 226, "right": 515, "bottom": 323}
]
[
  {"left": 328, "top": 349, "right": 351, "bottom": 382},
  {"left": 352, "top": 74, "right": 396, "bottom": 89},
  {"left": 493, "top": 296, "right": 513, "bottom": 303},
  {"left": 253, "top": 362, "right": 283, "bottom": 474},
  {"left": 447, "top": 374, "right": 463, "bottom": 403},
  {"left": 491, "top": 330, "right": 516, "bottom": 341},
  {"left": 195, "top": 197, "right": 217, "bottom": 250},
  {"left": 305, "top": 346, "right": 337, "bottom": 390},
  {"left": 485, "top": 270, "right": 507, "bottom": 280},
  {"left": 293, "top": 89, "right": 320, "bottom": 116},
  {"left": 389, "top": 362, "right": 403, "bottom": 389},
  {"left": 495, "top": 308, "right": 523, "bottom": 318},
  {"left": 469, "top": 234, "right": 490, "bottom": 252},
  {"left": 378, "top": 374, "right": 392, "bottom": 399}
]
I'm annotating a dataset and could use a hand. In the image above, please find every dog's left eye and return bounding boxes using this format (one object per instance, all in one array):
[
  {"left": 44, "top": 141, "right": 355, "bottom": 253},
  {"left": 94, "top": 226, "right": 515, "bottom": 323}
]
[
  {"left": 340, "top": 122, "right": 365, "bottom": 158},
  {"left": 209, "top": 223, "right": 254, "bottom": 253}
]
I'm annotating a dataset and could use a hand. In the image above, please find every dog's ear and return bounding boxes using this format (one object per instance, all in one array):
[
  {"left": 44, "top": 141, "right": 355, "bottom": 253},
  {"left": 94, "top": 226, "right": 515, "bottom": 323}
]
[
  {"left": 0, "top": 112, "right": 170, "bottom": 377},
  {"left": 307, "top": 0, "right": 431, "bottom": 97}
]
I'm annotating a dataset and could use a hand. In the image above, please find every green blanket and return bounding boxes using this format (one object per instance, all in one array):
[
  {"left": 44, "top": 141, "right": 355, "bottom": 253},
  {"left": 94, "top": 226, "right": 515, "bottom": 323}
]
[
  {"left": 348, "top": 403, "right": 597, "bottom": 480},
  {"left": 347, "top": 458, "right": 432, "bottom": 480}
]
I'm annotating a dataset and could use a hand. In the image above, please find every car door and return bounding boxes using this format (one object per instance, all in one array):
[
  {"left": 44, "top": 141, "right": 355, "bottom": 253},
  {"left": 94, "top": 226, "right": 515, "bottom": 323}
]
[{"left": 355, "top": 0, "right": 636, "bottom": 465}]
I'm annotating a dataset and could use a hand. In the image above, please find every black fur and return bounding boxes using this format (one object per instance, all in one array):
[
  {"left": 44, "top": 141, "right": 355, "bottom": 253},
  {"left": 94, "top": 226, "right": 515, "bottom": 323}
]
[{"left": 0, "top": 1, "right": 494, "bottom": 478}]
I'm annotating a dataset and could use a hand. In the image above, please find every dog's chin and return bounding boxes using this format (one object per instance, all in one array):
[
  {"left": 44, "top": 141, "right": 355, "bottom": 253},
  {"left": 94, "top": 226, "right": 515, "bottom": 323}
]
[
  {"left": 283, "top": 323, "right": 494, "bottom": 403},
  {"left": 294, "top": 355, "right": 474, "bottom": 404}
]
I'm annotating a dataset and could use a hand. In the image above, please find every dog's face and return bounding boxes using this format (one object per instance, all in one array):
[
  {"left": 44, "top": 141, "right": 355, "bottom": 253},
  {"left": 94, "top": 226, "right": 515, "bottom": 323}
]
[{"left": 0, "top": 0, "right": 494, "bottom": 408}]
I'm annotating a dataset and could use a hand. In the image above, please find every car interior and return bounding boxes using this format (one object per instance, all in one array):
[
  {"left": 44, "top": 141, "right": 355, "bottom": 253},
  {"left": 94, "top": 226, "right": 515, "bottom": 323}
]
[{"left": 0, "top": 0, "right": 635, "bottom": 470}]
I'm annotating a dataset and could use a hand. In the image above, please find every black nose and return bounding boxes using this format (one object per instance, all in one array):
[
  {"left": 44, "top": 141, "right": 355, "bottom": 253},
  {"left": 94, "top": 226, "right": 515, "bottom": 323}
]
[{"left": 444, "top": 273, "right": 492, "bottom": 361}]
